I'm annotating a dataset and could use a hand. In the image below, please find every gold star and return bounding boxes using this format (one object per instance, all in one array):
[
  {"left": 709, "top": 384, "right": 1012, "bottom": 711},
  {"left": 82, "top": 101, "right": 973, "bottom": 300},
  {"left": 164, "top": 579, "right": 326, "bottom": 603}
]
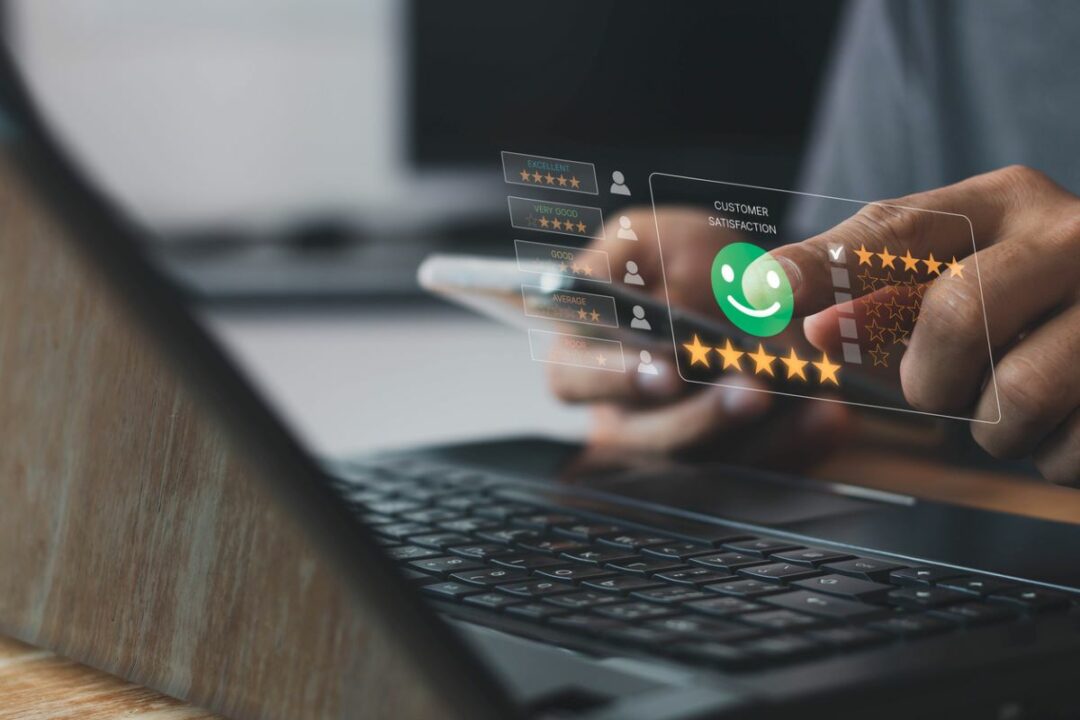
[
  {"left": 582, "top": 265, "right": 593, "bottom": 277},
  {"left": 519, "top": 168, "right": 531, "bottom": 182},
  {"left": 946, "top": 256, "right": 965, "bottom": 278},
  {"left": 869, "top": 344, "right": 890, "bottom": 368},
  {"left": 715, "top": 339, "right": 744, "bottom": 371},
  {"left": 866, "top": 320, "right": 887, "bottom": 343},
  {"left": 577, "top": 308, "right": 588, "bottom": 320},
  {"left": 552, "top": 219, "right": 563, "bottom": 230},
  {"left": 596, "top": 354, "right": 606, "bottom": 367},
  {"left": 813, "top": 352, "right": 841, "bottom": 385},
  {"left": 576, "top": 221, "right": 587, "bottom": 233},
  {"left": 747, "top": 344, "right": 776, "bottom": 376},
  {"left": 590, "top": 309, "right": 600, "bottom": 322},
  {"left": 539, "top": 217, "right": 550, "bottom": 228},
  {"left": 682, "top": 334, "right": 712, "bottom": 367},
  {"left": 877, "top": 246, "right": 897, "bottom": 269},
  {"left": 900, "top": 249, "right": 920, "bottom": 273},
  {"left": 569, "top": 176, "right": 581, "bottom": 189},
  {"left": 532, "top": 171, "right": 543, "bottom": 183},
  {"left": 779, "top": 348, "right": 808, "bottom": 381},
  {"left": 557, "top": 174, "right": 568, "bottom": 186},
  {"left": 570, "top": 263, "right": 581, "bottom": 274},
  {"left": 923, "top": 252, "right": 943, "bottom": 275},
  {"left": 855, "top": 244, "right": 875, "bottom": 266},
  {"left": 558, "top": 262, "right": 568, "bottom": 273},
  {"left": 544, "top": 173, "right": 555, "bottom": 185}
]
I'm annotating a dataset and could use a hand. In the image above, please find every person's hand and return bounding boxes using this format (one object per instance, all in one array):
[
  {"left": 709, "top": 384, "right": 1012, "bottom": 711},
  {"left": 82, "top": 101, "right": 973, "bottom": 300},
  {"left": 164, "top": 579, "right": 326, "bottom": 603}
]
[
  {"left": 546, "top": 208, "right": 850, "bottom": 468},
  {"left": 776, "top": 166, "right": 1080, "bottom": 483}
]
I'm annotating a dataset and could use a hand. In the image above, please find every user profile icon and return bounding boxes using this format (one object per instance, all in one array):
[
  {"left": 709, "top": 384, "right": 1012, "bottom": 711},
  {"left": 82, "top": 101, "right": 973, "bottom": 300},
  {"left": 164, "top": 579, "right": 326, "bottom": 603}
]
[
  {"left": 610, "top": 170, "right": 631, "bottom": 196},
  {"left": 637, "top": 350, "right": 658, "bottom": 375},
  {"left": 624, "top": 260, "right": 645, "bottom": 286},
  {"left": 630, "top": 305, "right": 651, "bottom": 330},
  {"left": 617, "top": 215, "right": 638, "bottom": 241}
]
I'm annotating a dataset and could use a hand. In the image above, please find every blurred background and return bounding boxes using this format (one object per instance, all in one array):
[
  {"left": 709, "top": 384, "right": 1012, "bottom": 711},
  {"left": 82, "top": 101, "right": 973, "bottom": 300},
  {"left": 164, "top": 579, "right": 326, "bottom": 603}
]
[{"left": 8, "top": 0, "right": 844, "bottom": 457}]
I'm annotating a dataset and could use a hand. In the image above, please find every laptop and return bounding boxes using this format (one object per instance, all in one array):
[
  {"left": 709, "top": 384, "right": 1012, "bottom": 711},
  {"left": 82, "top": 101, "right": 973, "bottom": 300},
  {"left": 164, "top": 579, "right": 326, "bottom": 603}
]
[{"left": 3, "top": 9, "right": 1080, "bottom": 720}]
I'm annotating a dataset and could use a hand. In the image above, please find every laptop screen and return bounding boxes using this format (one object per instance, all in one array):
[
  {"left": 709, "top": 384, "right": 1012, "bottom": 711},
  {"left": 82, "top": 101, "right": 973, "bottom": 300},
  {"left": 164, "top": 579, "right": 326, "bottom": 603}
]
[{"left": 8, "top": 0, "right": 1078, "bottom": 501}]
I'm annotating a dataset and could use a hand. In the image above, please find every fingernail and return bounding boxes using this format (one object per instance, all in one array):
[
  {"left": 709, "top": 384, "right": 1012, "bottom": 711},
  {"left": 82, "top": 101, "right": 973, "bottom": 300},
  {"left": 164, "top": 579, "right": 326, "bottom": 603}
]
[{"left": 777, "top": 255, "right": 802, "bottom": 295}]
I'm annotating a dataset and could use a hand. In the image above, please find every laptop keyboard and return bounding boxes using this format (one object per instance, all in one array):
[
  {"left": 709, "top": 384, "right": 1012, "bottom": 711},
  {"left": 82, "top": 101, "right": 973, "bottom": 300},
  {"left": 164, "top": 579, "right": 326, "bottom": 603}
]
[{"left": 334, "top": 459, "right": 1076, "bottom": 672}]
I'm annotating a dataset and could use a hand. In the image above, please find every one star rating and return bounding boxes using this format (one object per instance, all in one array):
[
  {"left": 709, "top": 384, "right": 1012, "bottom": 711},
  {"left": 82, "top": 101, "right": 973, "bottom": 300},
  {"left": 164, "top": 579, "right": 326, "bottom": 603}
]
[
  {"left": 518, "top": 170, "right": 584, "bottom": 189},
  {"left": 679, "top": 337, "right": 840, "bottom": 386}
]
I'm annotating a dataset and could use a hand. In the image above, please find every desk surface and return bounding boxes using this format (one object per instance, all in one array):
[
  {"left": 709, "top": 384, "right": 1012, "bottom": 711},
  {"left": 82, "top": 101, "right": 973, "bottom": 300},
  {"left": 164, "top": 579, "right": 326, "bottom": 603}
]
[{"left": 0, "top": 636, "right": 222, "bottom": 720}]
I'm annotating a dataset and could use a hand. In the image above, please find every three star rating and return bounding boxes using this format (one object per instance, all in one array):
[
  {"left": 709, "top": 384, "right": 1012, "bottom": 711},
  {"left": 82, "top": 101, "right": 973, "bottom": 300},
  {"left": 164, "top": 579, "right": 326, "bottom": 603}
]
[
  {"left": 853, "top": 243, "right": 965, "bottom": 278},
  {"left": 681, "top": 335, "right": 840, "bottom": 385}
]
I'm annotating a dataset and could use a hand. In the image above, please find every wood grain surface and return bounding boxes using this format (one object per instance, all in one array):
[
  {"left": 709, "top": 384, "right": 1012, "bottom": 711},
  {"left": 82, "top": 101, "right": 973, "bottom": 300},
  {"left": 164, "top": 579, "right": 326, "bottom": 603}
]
[
  {"left": 0, "top": 159, "right": 444, "bottom": 720},
  {"left": 0, "top": 635, "right": 222, "bottom": 720}
]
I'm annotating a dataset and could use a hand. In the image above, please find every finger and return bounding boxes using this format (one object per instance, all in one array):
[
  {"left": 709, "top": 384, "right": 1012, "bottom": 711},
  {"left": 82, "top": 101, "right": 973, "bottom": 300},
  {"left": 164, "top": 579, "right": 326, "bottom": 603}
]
[
  {"left": 1033, "top": 409, "right": 1080, "bottom": 485},
  {"left": 803, "top": 286, "right": 919, "bottom": 356},
  {"left": 969, "top": 302, "right": 1080, "bottom": 458},
  {"left": 548, "top": 345, "right": 685, "bottom": 407},
  {"left": 772, "top": 170, "right": 1016, "bottom": 317},
  {"left": 588, "top": 375, "right": 772, "bottom": 452},
  {"left": 902, "top": 237, "right": 1080, "bottom": 413}
]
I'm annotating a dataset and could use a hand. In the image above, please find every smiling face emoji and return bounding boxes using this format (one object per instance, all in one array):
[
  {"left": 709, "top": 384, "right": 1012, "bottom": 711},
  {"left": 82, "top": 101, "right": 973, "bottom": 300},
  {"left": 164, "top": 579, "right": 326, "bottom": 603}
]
[{"left": 711, "top": 242, "right": 793, "bottom": 337}]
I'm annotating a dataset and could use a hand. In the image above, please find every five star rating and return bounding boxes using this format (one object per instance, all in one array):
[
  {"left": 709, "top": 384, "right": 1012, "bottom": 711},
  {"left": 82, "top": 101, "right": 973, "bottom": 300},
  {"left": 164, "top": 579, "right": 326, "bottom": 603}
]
[
  {"left": 681, "top": 335, "right": 841, "bottom": 385},
  {"left": 853, "top": 243, "right": 965, "bottom": 278},
  {"left": 518, "top": 168, "right": 585, "bottom": 190}
]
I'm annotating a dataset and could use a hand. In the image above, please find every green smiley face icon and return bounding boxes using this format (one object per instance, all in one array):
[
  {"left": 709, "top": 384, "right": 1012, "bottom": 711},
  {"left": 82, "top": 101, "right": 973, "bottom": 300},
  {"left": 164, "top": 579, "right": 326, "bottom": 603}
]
[{"left": 711, "top": 242, "right": 793, "bottom": 337}]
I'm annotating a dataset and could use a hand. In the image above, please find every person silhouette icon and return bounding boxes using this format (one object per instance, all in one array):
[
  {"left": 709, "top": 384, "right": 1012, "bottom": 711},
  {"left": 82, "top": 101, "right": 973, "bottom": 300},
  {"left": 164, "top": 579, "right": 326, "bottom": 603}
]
[
  {"left": 630, "top": 305, "right": 651, "bottom": 330},
  {"left": 617, "top": 215, "right": 638, "bottom": 241},
  {"left": 637, "top": 350, "right": 658, "bottom": 375},
  {"left": 623, "top": 260, "right": 645, "bottom": 286},
  {"left": 609, "top": 170, "right": 631, "bottom": 196}
]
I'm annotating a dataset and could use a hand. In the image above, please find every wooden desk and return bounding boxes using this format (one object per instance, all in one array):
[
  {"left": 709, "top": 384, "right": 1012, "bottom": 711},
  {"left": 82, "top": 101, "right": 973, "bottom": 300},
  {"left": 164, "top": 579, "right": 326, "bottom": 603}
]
[{"left": 0, "top": 635, "right": 222, "bottom": 719}]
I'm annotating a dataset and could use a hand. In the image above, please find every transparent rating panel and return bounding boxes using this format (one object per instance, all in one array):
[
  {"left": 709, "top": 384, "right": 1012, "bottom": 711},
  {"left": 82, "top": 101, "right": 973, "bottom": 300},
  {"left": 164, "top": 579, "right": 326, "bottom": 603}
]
[{"left": 649, "top": 173, "right": 999, "bottom": 423}]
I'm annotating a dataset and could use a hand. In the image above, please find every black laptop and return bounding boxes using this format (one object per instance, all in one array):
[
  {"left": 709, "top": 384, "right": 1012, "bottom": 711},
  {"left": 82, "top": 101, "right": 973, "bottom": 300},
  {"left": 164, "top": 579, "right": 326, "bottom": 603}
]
[{"left": 4, "top": 4, "right": 1080, "bottom": 719}]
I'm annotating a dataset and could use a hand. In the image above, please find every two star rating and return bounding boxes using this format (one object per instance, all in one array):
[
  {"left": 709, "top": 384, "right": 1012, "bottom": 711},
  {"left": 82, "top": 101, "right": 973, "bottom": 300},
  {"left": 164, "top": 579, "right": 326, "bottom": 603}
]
[
  {"left": 519, "top": 168, "right": 583, "bottom": 190},
  {"left": 681, "top": 335, "right": 840, "bottom": 385},
  {"left": 576, "top": 307, "right": 602, "bottom": 322},
  {"left": 853, "top": 244, "right": 965, "bottom": 278}
]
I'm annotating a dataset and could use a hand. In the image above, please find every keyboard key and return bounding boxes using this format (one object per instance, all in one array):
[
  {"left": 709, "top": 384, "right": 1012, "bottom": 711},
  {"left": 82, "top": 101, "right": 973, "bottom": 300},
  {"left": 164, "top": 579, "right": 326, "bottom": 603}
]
[
  {"left": 988, "top": 587, "right": 1071, "bottom": 613},
  {"left": 632, "top": 586, "right": 708, "bottom": 605},
  {"left": 360, "top": 513, "right": 395, "bottom": 526},
  {"left": 400, "top": 568, "right": 437, "bottom": 583},
  {"left": 476, "top": 528, "right": 545, "bottom": 545},
  {"left": 421, "top": 581, "right": 480, "bottom": 600},
  {"left": 606, "top": 558, "right": 687, "bottom": 575},
  {"left": 771, "top": 548, "right": 854, "bottom": 567},
  {"left": 436, "top": 494, "right": 489, "bottom": 511},
  {"left": 449, "top": 543, "right": 512, "bottom": 560},
  {"left": 889, "top": 566, "right": 966, "bottom": 586},
  {"left": 740, "top": 634, "right": 822, "bottom": 661},
  {"left": 409, "top": 532, "right": 472, "bottom": 550},
  {"left": 549, "top": 614, "right": 624, "bottom": 634},
  {"left": 738, "top": 563, "right": 821, "bottom": 584},
  {"left": 689, "top": 552, "right": 769, "bottom": 572},
  {"left": 739, "top": 609, "right": 823, "bottom": 631},
  {"left": 409, "top": 556, "right": 483, "bottom": 577},
  {"left": 685, "top": 596, "right": 763, "bottom": 617},
  {"left": 641, "top": 542, "right": 716, "bottom": 561},
  {"left": 671, "top": 642, "right": 750, "bottom": 668},
  {"left": 474, "top": 503, "right": 539, "bottom": 521},
  {"left": 598, "top": 533, "right": 673, "bottom": 550},
  {"left": 506, "top": 603, "right": 570, "bottom": 621},
  {"left": 809, "top": 626, "right": 889, "bottom": 650},
  {"left": 930, "top": 602, "right": 1017, "bottom": 626},
  {"left": 594, "top": 602, "right": 678, "bottom": 622},
  {"left": 451, "top": 567, "right": 531, "bottom": 586},
  {"left": 555, "top": 523, "right": 626, "bottom": 541},
  {"left": 367, "top": 500, "right": 423, "bottom": 516},
  {"left": 463, "top": 592, "right": 524, "bottom": 611},
  {"left": 887, "top": 586, "right": 969, "bottom": 610},
  {"left": 604, "top": 626, "right": 680, "bottom": 646},
  {"left": 401, "top": 508, "right": 461, "bottom": 524},
  {"left": 654, "top": 568, "right": 734, "bottom": 586},
  {"left": 377, "top": 522, "right": 435, "bottom": 540},
  {"left": 723, "top": 538, "right": 803, "bottom": 558},
  {"left": 938, "top": 575, "right": 1020, "bottom": 597},
  {"left": 583, "top": 576, "right": 665, "bottom": 594},
  {"left": 543, "top": 591, "right": 621, "bottom": 610},
  {"left": 386, "top": 545, "right": 442, "bottom": 562},
  {"left": 867, "top": 614, "right": 951, "bottom": 638},
  {"left": 763, "top": 591, "right": 886, "bottom": 621},
  {"left": 792, "top": 574, "right": 893, "bottom": 602},
  {"left": 822, "top": 557, "right": 906, "bottom": 582},
  {"left": 560, "top": 548, "right": 636, "bottom": 565},
  {"left": 647, "top": 616, "right": 759, "bottom": 642},
  {"left": 491, "top": 554, "right": 571, "bottom": 571},
  {"left": 535, "top": 566, "right": 617, "bottom": 584},
  {"left": 521, "top": 538, "right": 590, "bottom": 556},
  {"left": 706, "top": 579, "right": 787, "bottom": 597},
  {"left": 438, "top": 518, "right": 499, "bottom": 533},
  {"left": 512, "top": 513, "right": 579, "bottom": 529},
  {"left": 497, "top": 579, "right": 576, "bottom": 598}
]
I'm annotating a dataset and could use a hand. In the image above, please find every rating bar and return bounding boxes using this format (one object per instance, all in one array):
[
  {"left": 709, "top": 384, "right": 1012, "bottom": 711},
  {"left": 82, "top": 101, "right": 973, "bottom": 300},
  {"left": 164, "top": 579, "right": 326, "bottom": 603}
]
[
  {"left": 528, "top": 329, "right": 625, "bottom": 373},
  {"left": 508, "top": 196, "right": 604, "bottom": 239},
  {"left": 501, "top": 151, "right": 598, "bottom": 195}
]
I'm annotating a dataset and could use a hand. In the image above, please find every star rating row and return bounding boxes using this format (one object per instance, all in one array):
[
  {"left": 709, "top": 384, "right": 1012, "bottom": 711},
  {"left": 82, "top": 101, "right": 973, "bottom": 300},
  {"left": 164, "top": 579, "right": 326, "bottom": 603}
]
[
  {"left": 518, "top": 168, "right": 583, "bottom": 189},
  {"left": 575, "top": 307, "right": 602, "bottom": 323},
  {"left": 531, "top": 215, "right": 589, "bottom": 233},
  {"left": 558, "top": 261, "right": 595, "bottom": 277},
  {"left": 856, "top": 269, "right": 929, "bottom": 300},
  {"left": 853, "top": 244, "right": 965, "bottom": 277},
  {"left": 681, "top": 335, "right": 840, "bottom": 385}
]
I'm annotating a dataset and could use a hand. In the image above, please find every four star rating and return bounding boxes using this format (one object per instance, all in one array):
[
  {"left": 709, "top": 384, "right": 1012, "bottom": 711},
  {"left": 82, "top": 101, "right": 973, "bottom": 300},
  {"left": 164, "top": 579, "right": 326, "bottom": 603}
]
[{"left": 681, "top": 335, "right": 840, "bottom": 385}]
